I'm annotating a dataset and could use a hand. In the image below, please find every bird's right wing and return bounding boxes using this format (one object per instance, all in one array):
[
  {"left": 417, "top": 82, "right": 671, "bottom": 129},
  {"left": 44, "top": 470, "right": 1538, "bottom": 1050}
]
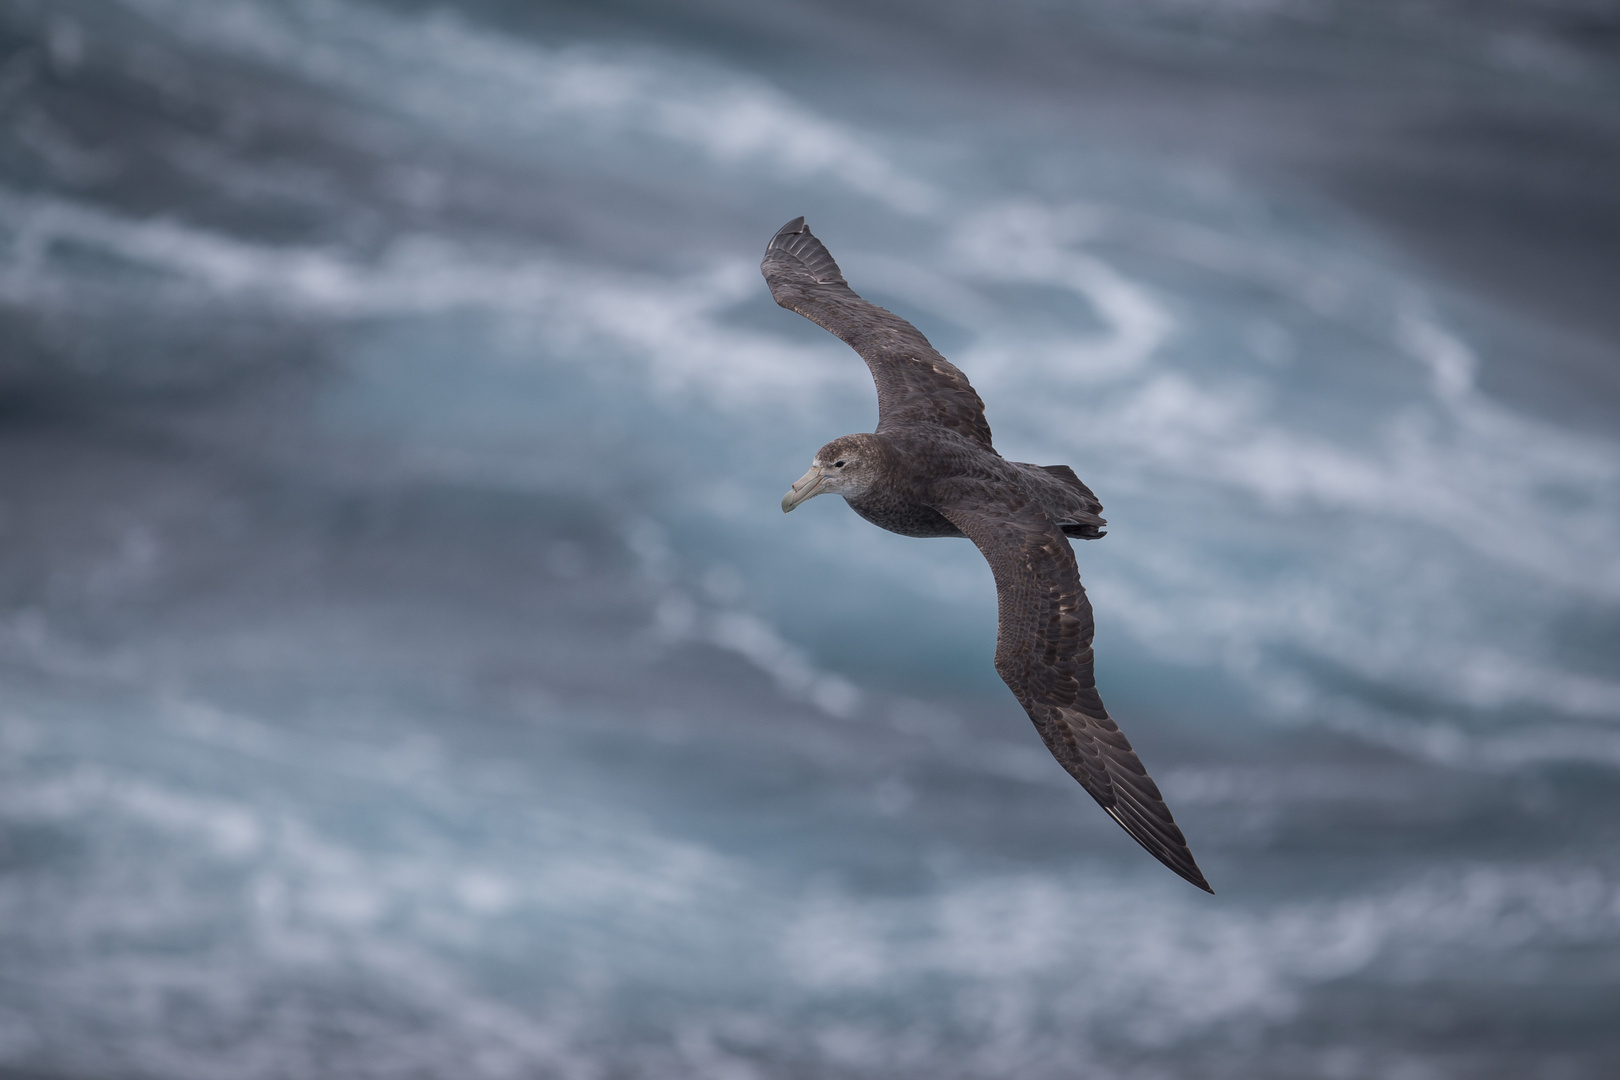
[
  {"left": 762, "top": 217, "right": 994, "bottom": 449},
  {"left": 936, "top": 491, "right": 1212, "bottom": 892}
]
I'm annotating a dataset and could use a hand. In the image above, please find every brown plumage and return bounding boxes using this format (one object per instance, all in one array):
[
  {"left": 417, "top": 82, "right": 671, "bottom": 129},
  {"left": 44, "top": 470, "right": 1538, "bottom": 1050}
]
[{"left": 766, "top": 217, "right": 1211, "bottom": 892}]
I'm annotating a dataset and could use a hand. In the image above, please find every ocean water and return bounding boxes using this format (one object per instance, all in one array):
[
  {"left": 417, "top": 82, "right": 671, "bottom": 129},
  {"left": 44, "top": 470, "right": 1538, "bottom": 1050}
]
[{"left": 2, "top": 1, "right": 1619, "bottom": 1077}]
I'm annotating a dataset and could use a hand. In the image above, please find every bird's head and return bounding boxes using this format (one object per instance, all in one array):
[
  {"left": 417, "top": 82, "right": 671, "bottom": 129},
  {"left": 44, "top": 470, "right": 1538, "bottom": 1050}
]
[{"left": 781, "top": 434, "right": 885, "bottom": 513}]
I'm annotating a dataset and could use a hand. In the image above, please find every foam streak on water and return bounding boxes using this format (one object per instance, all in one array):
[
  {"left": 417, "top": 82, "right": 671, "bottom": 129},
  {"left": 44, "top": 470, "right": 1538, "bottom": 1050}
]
[{"left": 2, "top": 1, "right": 1618, "bottom": 1077}]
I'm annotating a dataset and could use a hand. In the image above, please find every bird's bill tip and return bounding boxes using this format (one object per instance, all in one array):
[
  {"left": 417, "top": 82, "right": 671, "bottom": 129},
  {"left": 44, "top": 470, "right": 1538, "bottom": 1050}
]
[{"left": 781, "top": 467, "right": 825, "bottom": 513}]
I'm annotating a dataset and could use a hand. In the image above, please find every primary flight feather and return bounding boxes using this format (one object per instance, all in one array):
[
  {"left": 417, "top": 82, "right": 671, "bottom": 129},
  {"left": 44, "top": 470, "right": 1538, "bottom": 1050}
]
[{"left": 765, "top": 216, "right": 1211, "bottom": 893}]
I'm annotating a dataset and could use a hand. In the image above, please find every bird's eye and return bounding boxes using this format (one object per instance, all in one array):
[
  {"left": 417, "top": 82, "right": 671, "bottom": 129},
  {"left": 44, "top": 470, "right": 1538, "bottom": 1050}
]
[{"left": 834, "top": 460, "right": 846, "bottom": 468}]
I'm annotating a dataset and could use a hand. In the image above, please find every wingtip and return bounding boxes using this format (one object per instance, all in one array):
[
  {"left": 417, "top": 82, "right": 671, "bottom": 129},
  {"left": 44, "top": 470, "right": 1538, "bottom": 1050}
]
[
  {"left": 1105, "top": 805, "right": 1214, "bottom": 893},
  {"left": 1170, "top": 859, "right": 1214, "bottom": 894},
  {"left": 1177, "top": 859, "right": 1214, "bottom": 893},
  {"left": 762, "top": 216, "right": 846, "bottom": 287}
]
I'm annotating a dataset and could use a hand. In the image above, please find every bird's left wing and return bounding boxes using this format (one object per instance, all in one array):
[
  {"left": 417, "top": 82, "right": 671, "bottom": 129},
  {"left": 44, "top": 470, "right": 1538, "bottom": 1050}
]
[
  {"left": 762, "top": 217, "right": 994, "bottom": 449},
  {"left": 936, "top": 491, "right": 1212, "bottom": 891}
]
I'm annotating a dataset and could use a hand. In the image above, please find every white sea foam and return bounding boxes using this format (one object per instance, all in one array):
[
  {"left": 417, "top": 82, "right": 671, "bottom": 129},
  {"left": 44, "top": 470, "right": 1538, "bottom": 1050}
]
[
  {"left": 942, "top": 201, "right": 1620, "bottom": 598},
  {"left": 916, "top": 200, "right": 1620, "bottom": 732},
  {"left": 6, "top": 4, "right": 1619, "bottom": 1077},
  {"left": 0, "top": 188, "right": 863, "bottom": 405},
  {"left": 10, "top": 173, "right": 1617, "bottom": 741},
  {"left": 112, "top": 0, "right": 937, "bottom": 211},
  {"left": 747, "top": 198, "right": 1620, "bottom": 741},
  {"left": 627, "top": 517, "right": 861, "bottom": 717},
  {"left": 7, "top": 689, "right": 1617, "bottom": 1078},
  {"left": 948, "top": 201, "right": 1176, "bottom": 382},
  {"left": 11, "top": 2, "right": 1620, "bottom": 757},
  {"left": 779, "top": 861, "right": 1620, "bottom": 1063}
]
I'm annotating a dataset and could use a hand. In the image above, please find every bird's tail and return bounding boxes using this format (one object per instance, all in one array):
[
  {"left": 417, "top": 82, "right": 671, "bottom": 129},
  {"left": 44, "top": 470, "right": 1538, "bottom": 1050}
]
[{"left": 1036, "top": 464, "right": 1108, "bottom": 540}]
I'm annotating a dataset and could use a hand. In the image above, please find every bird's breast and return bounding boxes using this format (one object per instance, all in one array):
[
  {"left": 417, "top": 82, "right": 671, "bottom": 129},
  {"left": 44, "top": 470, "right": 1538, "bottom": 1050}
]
[{"left": 845, "top": 493, "right": 964, "bottom": 538}]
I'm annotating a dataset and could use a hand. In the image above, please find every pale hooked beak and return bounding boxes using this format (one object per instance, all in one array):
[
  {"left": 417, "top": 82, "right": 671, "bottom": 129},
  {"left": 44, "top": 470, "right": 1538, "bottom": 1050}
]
[{"left": 781, "top": 466, "right": 827, "bottom": 513}]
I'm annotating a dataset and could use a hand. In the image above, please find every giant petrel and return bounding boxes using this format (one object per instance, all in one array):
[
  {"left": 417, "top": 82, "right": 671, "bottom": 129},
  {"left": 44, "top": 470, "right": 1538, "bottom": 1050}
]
[{"left": 766, "top": 217, "right": 1211, "bottom": 892}]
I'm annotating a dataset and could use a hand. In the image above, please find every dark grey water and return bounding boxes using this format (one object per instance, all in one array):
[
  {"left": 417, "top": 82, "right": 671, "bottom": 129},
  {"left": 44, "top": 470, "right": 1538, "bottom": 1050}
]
[{"left": 2, "top": 1, "right": 1619, "bottom": 1077}]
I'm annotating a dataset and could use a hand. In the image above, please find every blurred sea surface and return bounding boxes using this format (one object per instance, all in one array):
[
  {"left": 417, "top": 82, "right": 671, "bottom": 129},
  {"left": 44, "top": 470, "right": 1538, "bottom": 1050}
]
[{"left": 2, "top": 1, "right": 1620, "bottom": 1077}]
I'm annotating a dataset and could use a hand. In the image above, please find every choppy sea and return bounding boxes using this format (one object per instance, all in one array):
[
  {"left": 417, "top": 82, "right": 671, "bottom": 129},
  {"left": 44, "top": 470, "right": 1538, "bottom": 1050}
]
[{"left": 2, "top": 1, "right": 1619, "bottom": 1077}]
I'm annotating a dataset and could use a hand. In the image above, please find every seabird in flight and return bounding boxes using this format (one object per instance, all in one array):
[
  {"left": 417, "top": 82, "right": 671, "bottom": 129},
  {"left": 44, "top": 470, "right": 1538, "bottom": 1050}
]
[{"left": 765, "top": 217, "right": 1211, "bottom": 892}]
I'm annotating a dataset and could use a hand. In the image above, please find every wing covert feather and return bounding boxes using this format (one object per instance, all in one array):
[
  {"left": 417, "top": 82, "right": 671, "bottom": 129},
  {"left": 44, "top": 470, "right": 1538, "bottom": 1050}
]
[
  {"left": 761, "top": 217, "right": 993, "bottom": 448},
  {"left": 937, "top": 494, "right": 1212, "bottom": 892}
]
